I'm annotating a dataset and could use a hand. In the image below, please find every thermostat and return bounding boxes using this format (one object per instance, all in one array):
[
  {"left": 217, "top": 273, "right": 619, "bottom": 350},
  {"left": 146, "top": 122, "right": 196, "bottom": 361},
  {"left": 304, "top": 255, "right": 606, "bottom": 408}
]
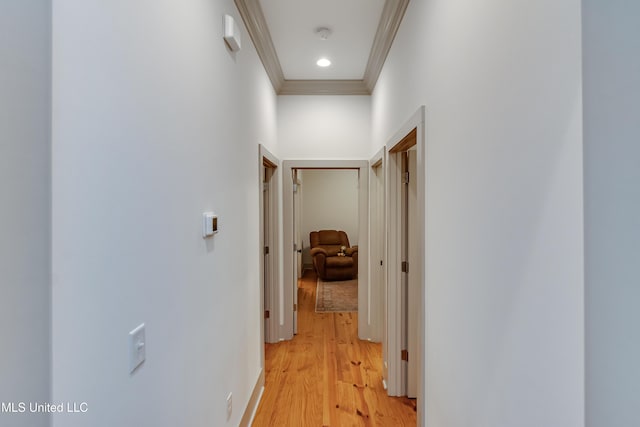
[{"left": 202, "top": 212, "right": 218, "bottom": 237}]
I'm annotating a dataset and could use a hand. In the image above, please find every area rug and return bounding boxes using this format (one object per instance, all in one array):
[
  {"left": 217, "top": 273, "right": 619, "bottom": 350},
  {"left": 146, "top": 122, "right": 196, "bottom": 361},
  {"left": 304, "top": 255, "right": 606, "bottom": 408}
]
[{"left": 315, "top": 278, "right": 358, "bottom": 312}]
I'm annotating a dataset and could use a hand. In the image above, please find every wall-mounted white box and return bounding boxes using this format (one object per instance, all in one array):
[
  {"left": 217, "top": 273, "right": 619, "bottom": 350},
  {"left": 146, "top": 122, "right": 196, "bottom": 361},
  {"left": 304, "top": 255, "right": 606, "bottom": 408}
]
[
  {"left": 223, "top": 15, "right": 241, "bottom": 52},
  {"left": 203, "top": 212, "right": 218, "bottom": 238}
]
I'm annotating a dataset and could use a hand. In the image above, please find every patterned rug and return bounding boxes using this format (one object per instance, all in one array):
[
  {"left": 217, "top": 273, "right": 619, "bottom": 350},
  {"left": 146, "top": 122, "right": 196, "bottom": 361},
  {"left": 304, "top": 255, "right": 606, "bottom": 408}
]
[{"left": 315, "top": 278, "right": 358, "bottom": 312}]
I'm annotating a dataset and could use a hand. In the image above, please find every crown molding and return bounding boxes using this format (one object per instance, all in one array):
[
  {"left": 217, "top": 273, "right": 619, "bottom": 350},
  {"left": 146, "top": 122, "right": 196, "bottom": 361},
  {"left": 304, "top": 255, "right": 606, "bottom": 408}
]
[
  {"left": 235, "top": 0, "right": 408, "bottom": 95},
  {"left": 363, "top": 0, "right": 410, "bottom": 92},
  {"left": 234, "top": 0, "right": 285, "bottom": 93},
  {"left": 279, "top": 80, "right": 370, "bottom": 95}
]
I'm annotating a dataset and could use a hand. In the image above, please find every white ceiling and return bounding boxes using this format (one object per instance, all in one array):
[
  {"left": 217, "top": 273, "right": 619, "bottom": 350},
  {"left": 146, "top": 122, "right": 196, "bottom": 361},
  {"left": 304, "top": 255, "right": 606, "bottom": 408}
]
[
  {"left": 235, "top": 0, "right": 408, "bottom": 94},
  {"left": 259, "top": 0, "right": 386, "bottom": 80}
]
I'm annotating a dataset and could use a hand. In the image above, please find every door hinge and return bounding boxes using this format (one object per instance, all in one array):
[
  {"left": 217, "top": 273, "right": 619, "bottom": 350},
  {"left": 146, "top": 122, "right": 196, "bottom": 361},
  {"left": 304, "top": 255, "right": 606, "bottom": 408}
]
[
  {"left": 264, "top": 310, "right": 270, "bottom": 319},
  {"left": 380, "top": 260, "right": 383, "bottom": 266},
  {"left": 293, "top": 304, "right": 297, "bottom": 312},
  {"left": 401, "top": 261, "right": 409, "bottom": 273},
  {"left": 264, "top": 246, "right": 269, "bottom": 255},
  {"left": 402, "top": 172, "right": 410, "bottom": 184},
  {"left": 263, "top": 181, "right": 269, "bottom": 191},
  {"left": 401, "top": 349, "right": 409, "bottom": 361}
]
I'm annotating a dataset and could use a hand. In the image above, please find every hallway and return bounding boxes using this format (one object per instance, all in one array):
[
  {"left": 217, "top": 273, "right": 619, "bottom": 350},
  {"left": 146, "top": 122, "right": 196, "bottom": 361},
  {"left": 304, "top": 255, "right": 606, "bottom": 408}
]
[
  {"left": 252, "top": 271, "right": 416, "bottom": 426},
  {"left": 6, "top": 2, "right": 637, "bottom": 426}
]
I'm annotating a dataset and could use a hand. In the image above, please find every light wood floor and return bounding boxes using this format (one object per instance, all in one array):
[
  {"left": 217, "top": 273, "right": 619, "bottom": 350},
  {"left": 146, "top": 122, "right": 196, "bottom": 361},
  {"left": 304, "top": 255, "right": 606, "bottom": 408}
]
[{"left": 252, "top": 270, "right": 416, "bottom": 426}]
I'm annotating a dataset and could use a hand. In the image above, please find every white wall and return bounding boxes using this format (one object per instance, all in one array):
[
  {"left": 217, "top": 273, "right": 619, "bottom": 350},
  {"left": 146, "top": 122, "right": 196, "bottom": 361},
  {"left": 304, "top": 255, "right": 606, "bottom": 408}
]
[
  {"left": 278, "top": 95, "right": 371, "bottom": 159},
  {"left": 583, "top": 2, "right": 640, "bottom": 426},
  {"left": 373, "top": 1, "right": 584, "bottom": 425},
  {"left": 300, "top": 169, "right": 359, "bottom": 265},
  {"left": 0, "top": 1, "right": 51, "bottom": 426},
  {"left": 51, "top": 1, "right": 277, "bottom": 426}
]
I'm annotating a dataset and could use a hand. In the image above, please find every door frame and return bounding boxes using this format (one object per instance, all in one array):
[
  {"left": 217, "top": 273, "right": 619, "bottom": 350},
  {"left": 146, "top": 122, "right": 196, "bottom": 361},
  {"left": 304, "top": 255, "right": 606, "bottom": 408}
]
[
  {"left": 369, "top": 147, "right": 386, "bottom": 345},
  {"left": 385, "top": 106, "right": 426, "bottom": 424},
  {"left": 259, "top": 144, "right": 280, "bottom": 347},
  {"left": 369, "top": 148, "right": 386, "bottom": 388},
  {"left": 282, "top": 160, "right": 369, "bottom": 340}
]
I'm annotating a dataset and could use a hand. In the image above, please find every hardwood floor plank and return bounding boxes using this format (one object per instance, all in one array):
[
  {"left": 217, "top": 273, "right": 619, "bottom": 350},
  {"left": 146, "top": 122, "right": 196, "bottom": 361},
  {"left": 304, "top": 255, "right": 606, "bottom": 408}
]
[{"left": 252, "top": 271, "right": 416, "bottom": 426}]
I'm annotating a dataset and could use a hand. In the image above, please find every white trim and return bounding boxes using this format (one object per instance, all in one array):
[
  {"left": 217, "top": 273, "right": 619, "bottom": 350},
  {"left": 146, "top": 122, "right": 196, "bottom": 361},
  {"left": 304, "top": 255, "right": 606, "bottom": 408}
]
[
  {"left": 234, "top": 0, "right": 284, "bottom": 92},
  {"left": 384, "top": 106, "right": 426, "bottom": 427},
  {"left": 369, "top": 147, "right": 386, "bottom": 344},
  {"left": 239, "top": 369, "right": 265, "bottom": 427},
  {"left": 282, "top": 160, "right": 370, "bottom": 340},
  {"left": 370, "top": 146, "right": 385, "bottom": 167},
  {"left": 279, "top": 80, "right": 370, "bottom": 96},
  {"left": 234, "top": 0, "right": 409, "bottom": 95},
  {"left": 386, "top": 147, "right": 403, "bottom": 396},
  {"left": 363, "top": 0, "right": 410, "bottom": 92}
]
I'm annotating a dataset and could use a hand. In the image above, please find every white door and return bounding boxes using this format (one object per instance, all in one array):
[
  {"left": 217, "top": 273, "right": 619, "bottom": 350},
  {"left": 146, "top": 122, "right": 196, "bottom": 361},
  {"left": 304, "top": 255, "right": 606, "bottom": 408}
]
[
  {"left": 399, "top": 148, "right": 419, "bottom": 398},
  {"left": 294, "top": 175, "right": 303, "bottom": 278},
  {"left": 407, "top": 148, "right": 419, "bottom": 398},
  {"left": 372, "top": 161, "right": 387, "bottom": 381},
  {"left": 292, "top": 170, "right": 299, "bottom": 334},
  {"left": 263, "top": 168, "right": 271, "bottom": 341}
]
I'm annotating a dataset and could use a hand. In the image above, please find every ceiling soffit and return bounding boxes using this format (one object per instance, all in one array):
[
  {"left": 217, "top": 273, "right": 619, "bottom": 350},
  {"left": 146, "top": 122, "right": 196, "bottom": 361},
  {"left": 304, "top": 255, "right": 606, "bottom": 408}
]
[{"left": 234, "top": 0, "right": 409, "bottom": 95}]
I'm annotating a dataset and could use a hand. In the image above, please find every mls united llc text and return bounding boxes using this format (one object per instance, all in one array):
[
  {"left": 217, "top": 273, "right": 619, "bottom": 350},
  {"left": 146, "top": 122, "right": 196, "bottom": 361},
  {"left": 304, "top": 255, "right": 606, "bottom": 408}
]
[{"left": 1, "top": 402, "right": 88, "bottom": 413}]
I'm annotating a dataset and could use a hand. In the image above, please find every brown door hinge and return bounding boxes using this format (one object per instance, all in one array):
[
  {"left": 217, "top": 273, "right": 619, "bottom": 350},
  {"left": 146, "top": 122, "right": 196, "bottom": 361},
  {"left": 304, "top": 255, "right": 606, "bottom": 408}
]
[
  {"left": 401, "top": 349, "right": 409, "bottom": 361},
  {"left": 265, "top": 310, "right": 270, "bottom": 319},
  {"left": 401, "top": 261, "right": 409, "bottom": 273}
]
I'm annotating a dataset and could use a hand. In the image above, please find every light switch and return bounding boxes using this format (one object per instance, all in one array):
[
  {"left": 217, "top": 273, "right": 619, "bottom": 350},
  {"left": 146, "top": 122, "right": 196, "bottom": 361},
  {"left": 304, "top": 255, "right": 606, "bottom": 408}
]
[{"left": 129, "top": 323, "right": 146, "bottom": 373}]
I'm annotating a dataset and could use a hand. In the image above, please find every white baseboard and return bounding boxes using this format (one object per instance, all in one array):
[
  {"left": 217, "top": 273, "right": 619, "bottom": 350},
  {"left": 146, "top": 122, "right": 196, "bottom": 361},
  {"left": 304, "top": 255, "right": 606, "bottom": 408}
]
[{"left": 239, "top": 369, "right": 265, "bottom": 427}]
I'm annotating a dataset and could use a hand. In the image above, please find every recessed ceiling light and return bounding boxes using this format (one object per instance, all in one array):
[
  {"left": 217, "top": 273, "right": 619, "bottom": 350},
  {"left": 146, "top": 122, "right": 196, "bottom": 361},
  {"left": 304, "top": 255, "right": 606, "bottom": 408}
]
[{"left": 316, "top": 58, "right": 331, "bottom": 67}]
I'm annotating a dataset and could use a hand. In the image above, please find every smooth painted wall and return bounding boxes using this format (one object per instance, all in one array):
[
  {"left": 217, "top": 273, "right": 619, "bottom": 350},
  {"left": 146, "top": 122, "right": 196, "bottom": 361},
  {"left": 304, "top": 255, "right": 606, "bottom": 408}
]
[
  {"left": 278, "top": 95, "right": 371, "bottom": 159},
  {"left": 373, "top": 0, "right": 584, "bottom": 425},
  {"left": 51, "top": 1, "right": 276, "bottom": 426},
  {"left": 300, "top": 169, "right": 359, "bottom": 266},
  {"left": 0, "top": 1, "right": 51, "bottom": 426},
  {"left": 583, "top": 2, "right": 640, "bottom": 426}
]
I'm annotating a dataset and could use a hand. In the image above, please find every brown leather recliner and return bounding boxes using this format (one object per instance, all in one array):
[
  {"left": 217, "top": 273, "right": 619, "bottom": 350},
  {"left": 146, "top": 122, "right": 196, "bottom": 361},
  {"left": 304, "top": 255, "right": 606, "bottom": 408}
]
[{"left": 310, "top": 230, "right": 358, "bottom": 281}]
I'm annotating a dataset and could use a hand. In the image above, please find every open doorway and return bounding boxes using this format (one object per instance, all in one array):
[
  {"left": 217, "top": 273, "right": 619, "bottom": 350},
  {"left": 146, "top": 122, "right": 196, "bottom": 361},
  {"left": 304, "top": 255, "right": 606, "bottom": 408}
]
[
  {"left": 282, "top": 160, "right": 370, "bottom": 340},
  {"left": 295, "top": 169, "right": 360, "bottom": 330},
  {"left": 297, "top": 169, "right": 360, "bottom": 276}
]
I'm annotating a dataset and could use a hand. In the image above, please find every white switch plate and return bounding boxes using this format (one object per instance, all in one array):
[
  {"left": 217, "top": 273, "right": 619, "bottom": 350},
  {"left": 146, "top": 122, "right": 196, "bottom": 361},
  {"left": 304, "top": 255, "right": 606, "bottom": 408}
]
[
  {"left": 226, "top": 392, "right": 232, "bottom": 420},
  {"left": 129, "top": 323, "right": 146, "bottom": 373}
]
